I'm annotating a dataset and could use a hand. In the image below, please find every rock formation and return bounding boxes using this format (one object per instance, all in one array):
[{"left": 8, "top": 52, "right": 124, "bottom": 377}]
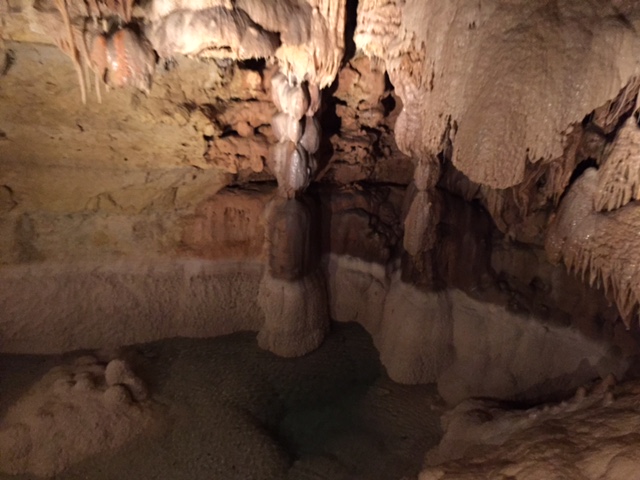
[
  {"left": 421, "top": 375, "right": 640, "bottom": 480},
  {"left": 546, "top": 167, "right": 640, "bottom": 327},
  {"left": 257, "top": 196, "right": 329, "bottom": 357},
  {"left": 5, "top": 0, "right": 640, "bottom": 477},
  {"left": 2, "top": 0, "right": 640, "bottom": 428},
  {"left": 0, "top": 356, "right": 159, "bottom": 477}
]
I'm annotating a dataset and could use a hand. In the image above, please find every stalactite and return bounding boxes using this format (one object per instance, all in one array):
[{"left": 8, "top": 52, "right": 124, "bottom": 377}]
[
  {"left": 269, "top": 72, "right": 321, "bottom": 199},
  {"left": 596, "top": 116, "right": 640, "bottom": 212},
  {"left": 34, "top": 0, "right": 157, "bottom": 102},
  {"left": 546, "top": 167, "right": 640, "bottom": 328},
  {"left": 54, "top": 0, "right": 88, "bottom": 104}
]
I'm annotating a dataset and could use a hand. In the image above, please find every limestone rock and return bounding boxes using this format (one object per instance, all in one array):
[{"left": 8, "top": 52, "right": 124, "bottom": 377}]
[
  {"left": 546, "top": 168, "right": 640, "bottom": 325},
  {"left": 0, "top": 260, "right": 265, "bottom": 354},
  {"left": 377, "top": 275, "right": 454, "bottom": 384},
  {"left": 421, "top": 378, "right": 640, "bottom": 480},
  {"left": 401, "top": 192, "right": 491, "bottom": 291},
  {"left": 105, "top": 359, "right": 149, "bottom": 402},
  {"left": 90, "top": 28, "right": 156, "bottom": 93},
  {"left": 181, "top": 187, "right": 271, "bottom": 260},
  {"left": 146, "top": 0, "right": 234, "bottom": 23},
  {"left": 355, "top": 0, "right": 640, "bottom": 189},
  {"left": 0, "top": 359, "right": 158, "bottom": 477},
  {"left": 596, "top": 116, "right": 640, "bottom": 212},
  {"left": 146, "top": 7, "right": 280, "bottom": 60},
  {"left": 403, "top": 188, "right": 441, "bottom": 257},
  {"left": 320, "top": 186, "right": 404, "bottom": 264},
  {"left": 264, "top": 197, "right": 316, "bottom": 280},
  {"left": 257, "top": 269, "right": 329, "bottom": 358}
]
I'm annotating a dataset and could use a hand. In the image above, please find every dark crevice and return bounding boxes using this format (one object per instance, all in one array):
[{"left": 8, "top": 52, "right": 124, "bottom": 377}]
[
  {"left": 556, "top": 156, "right": 599, "bottom": 206},
  {"left": 343, "top": 0, "right": 359, "bottom": 62},
  {"left": 237, "top": 58, "right": 266, "bottom": 72},
  {"left": 381, "top": 94, "right": 396, "bottom": 117},
  {"left": 319, "top": 100, "right": 342, "bottom": 138},
  {"left": 1, "top": 48, "right": 15, "bottom": 76},
  {"left": 220, "top": 128, "right": 239, "bottom": 138},
  {"left": 568, "top": 158, "right": 598, "bottom": 186}
]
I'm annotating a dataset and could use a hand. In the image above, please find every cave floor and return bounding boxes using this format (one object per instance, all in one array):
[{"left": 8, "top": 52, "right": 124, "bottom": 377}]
[{"left": 0, "top": 322, "right": 444, "bottom": 480}]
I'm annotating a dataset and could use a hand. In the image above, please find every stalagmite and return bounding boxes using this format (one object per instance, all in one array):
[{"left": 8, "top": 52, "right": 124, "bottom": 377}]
[
  {"left": 270, "top": 72, "right": 310, "bottom": 120},
  {"left": 257, "top": 0, "right": 347, "bottom": 357},
  {"left": 401, "top": 156, "right": 443, "bottom": 288},
  {"left": 299, "top": 114, "right": 321, "bottom": 154},
  {"left": 262, "top": 72, "right": 330, "bottom": 357},
  {"left": 257, "top": 197, "right": 328, "bottom": 357},
  {"left": 271, "top": 112, "right": 303, "bottom": 144},
  {"left": 264, "top": 197, "right": 313, "bottom": 281}
]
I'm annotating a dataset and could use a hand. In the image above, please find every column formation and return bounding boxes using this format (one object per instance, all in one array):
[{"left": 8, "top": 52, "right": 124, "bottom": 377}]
[
  {"left": 256, "top": 72, "right": 328, "bottom": 357},
  {"left": 268, "top": 72, "right": 321, "bottom": 199},
  {"left": 401, "top": 157, "right": 443, "bottom": 288}
]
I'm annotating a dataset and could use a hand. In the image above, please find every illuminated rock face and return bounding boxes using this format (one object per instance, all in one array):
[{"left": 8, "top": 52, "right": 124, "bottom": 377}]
[
  {"left": 420, "top": 375, "right": 640, "bottom": 480},
  {"left": 2, "top": 0, "right": 640, "bottom": 405}
]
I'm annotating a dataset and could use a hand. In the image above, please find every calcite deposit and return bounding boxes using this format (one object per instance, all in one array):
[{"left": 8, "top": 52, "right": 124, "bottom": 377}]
[
  {"left": 3, "top": 0, "right": 640, "bottom": 477},
  {"left": 421, "top": 376, "right": 640, "bottom": 480},
  {"left": 1, "top": 0, "right": 639, "bottom": 377},
  {"left": 546, "top": 167, "right": 640, "bottom": 325},
  {"left": 0, "top": 356, "right": 159, "bottom": 477}
]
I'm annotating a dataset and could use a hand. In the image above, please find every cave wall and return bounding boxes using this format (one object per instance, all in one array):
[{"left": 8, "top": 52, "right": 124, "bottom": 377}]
[{"left": 2, "top": 0, "right": 640, "bottom": 403}]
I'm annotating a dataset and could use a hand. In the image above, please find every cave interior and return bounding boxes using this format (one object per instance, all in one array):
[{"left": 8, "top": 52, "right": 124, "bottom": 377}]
[{"left": 3, "top": 0, "right": 640, "bottom": 479}]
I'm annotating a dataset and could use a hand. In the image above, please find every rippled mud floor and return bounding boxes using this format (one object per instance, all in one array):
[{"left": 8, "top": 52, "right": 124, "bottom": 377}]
[{"left": 0, "top": 323, "right": 443, "bottom": 480}]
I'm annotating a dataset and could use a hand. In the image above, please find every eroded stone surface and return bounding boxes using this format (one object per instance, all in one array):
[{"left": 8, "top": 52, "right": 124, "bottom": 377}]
[
  {"left": 421, "top": 377, "right": 640, "bottom": 480},
  {"left": 0, "top": 357, "right": 159, "bottom": 477}
]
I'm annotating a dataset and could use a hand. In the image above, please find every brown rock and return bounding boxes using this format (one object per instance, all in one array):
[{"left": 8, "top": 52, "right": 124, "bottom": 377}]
[
  {"left": 206, "top": 134, "right": 270, "bottom": 174},
  {"left": 257, "top": 269, "right": 329, "bottom": 358},
  {"left": 235, "top": 121, "right": 254, "bottom": 138},
  {"left": 403, "top": 187, "right": 441, "bottom": 257},
  {"left": 103, "top": 384, "right": 133, "bottom": 407},
  {"left": 401, "top": 192, "right": 491, "bottom": 292},
  {"left": 264, "top": 197, "right": 315, "bottom": 281},
  {"left": 181, "top": 186, "right": 271, "bottom": 260},
  {"left": 320, "top": 186, "right": 403, "bottom": 264},
  {"left": 104, "top": 359, "right": 148, "bottom": 402}
]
